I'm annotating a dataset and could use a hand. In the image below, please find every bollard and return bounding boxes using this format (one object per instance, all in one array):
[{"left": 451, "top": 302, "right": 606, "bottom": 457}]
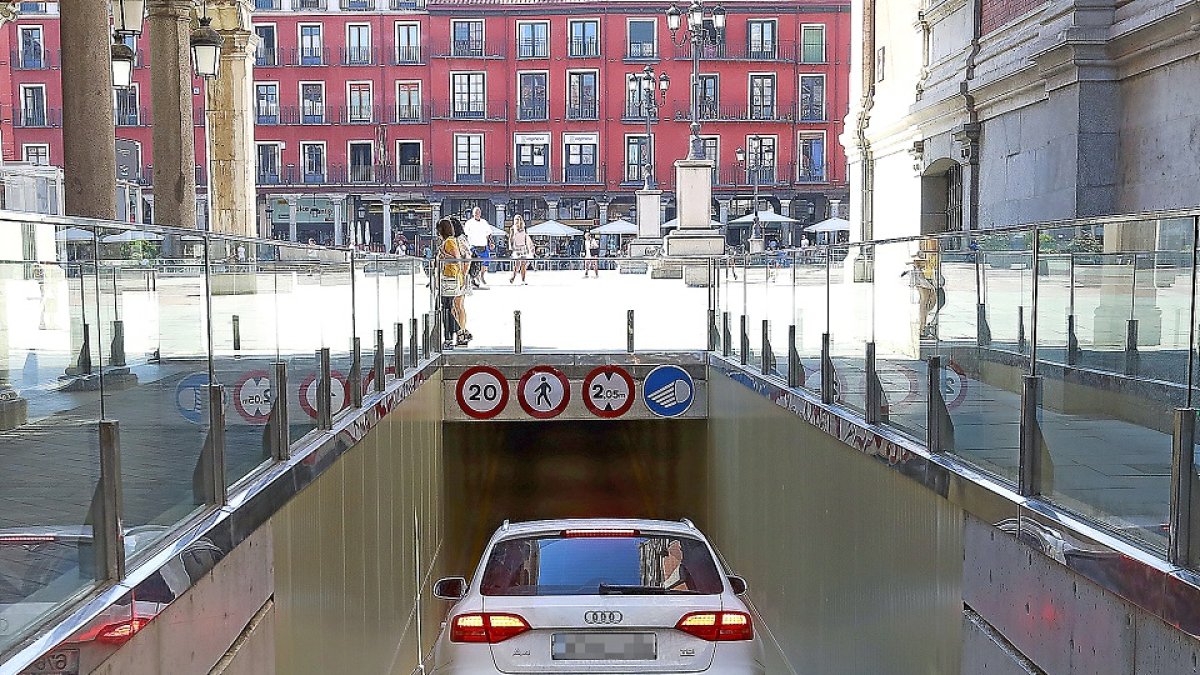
[
  {"left": 722, "top": 312, "right": 731, "bottom": 358},
  {"left": 350, "top": 337, "right": 363, "bottom": 408},
  {"left": 787, "top": 325, "right": 800, "bottom": 388},
  {"left": 374, "top": 330, "right": 386, "bottom": 393},
  {"left": 708, "top": 309, "right": 718, "bottom": 352},
  {"left": 409, "top": 318, "right": 419, "bottom": 367},
  {"left": 627, "top": 310, "right": 635, "bottom": 354},
  {"left": 422, "top": 314, "right": 430, "bottom": 360},
  {"left": 110, "top": 320, "right": 127, "bottom": 367},
  {"left": 514, "top": 310, "right": 523, "bottom": 355},
  {"left": 272, "top": 361, "right": 290, "bottom": 460},
  {"left": 394, "top": 322, "right": 405, "bottom": 374},
  {"left": 761, "top": 320, "right": 771, "bottom": 376},
  {"left": 740, "top": 316, "right": 748, "bottom": 366}
]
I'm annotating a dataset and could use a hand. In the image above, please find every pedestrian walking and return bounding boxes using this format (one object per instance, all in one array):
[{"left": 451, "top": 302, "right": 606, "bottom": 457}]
[
  {"left": 435, "top": 218, "right": 465, "bottom": 349},
  {"left": 509, "top": 214, "right": 533, "bottom": 284},
  {"left": 583, "top": 231, "right": 600, "bottom": 278},
  {"left": 451, "top": 218, "right": 472, "bottom": 345},
  {"left": 464, "top": 206, "right": 492, "bottom": 288}
]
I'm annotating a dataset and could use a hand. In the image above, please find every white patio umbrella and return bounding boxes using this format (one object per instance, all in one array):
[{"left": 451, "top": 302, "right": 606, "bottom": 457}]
[
  {"left": 489, "top": 225, "right": 507, "bottom": 238},
  {"left": 592, "top": 219, "right": 638, "bottom": 235},
  {"left": 55, "top": 227, "right": 96, "bottom": 242},
  {"left": 805, "top": 217, "right": 851, "bottom": 234},
  {"left": 102, "top": 229, "right": 164, "bottom": 243},
  {"left": 662, "top": 217, "right": 723, "bottom": 229},
  {"left": 527, "top": 220, "right": 583, "bottom": 237},
  {"left": 729, "top": 210, "right": 800, "bottom": 225}
]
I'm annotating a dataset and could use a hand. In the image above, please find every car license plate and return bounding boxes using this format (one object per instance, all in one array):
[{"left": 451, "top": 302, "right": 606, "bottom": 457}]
[
  {"left": 21, "top": 649, "right": 79, "bottom": 675},
  {"left": 552, "top": 632, "right": 656, "bottom": 661}
]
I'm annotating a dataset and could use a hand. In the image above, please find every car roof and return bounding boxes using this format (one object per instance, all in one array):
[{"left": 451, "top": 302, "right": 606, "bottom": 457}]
[{"left": 490, "top": 518, "right": 701, "bottom": 541}]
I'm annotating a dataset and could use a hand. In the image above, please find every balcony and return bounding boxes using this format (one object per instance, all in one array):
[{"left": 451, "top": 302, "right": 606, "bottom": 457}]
[
  {"left": 392, "top": 103, "right": 429, "bottom": 123},
  {"left": 341, "top": 47, "right": 377, "bottom": 65},
  {"left": 568, "top": 38, "right": 600, "bottom": 58},
  {"left": 335, "top": 104, "right": 381, "bottom": 125},
  {"left": 712, "top": 162, "right": 825, "bottom": 187},
  {"left": 255, "top": 48, "right": 278, "bottom": 67},
  {"left": 390, "top": 0, "right": 426, "bottom": 8},
  {"left": 429, "top": 165, "right": 508, "bottom": 186},
  {"left": 566, "top": 103, "right": 598, "bottom": 121},
  {"left": 672, "top": 41, "right": 799, "bottom": 63},
  {"left": 278, "top": 105, "right": 328, "bottom": 125},
  {"left": 431, "top": 39, "right": 506, "bottom": 60},
  {"left": 284, "top": 47, "right": 330, "bottom": 66},
  {"left": 262, "top": 163, "right": 430, "bottom": 188},
  {"left": 516, "top": 101, "right": 549, "bottom": 122},
  {"left": 516, "top": 38, "right": 549, "bottom": 59},
  {"left": 622, "top": 103, "right": 660, "bottom": 122},
  {"left": 254, "top": 0, "right": 280, "bottom": 8},
  {"left": 431, "top": 101, "right": 507, "bottom": 122},
  {"left": 393, "top": 45, "right": 423, "bottom": 64},
  {"left": 340, "top": 0, "right": 372, "bottom": 9},
  {"left": 797, "top": 102, "right": 826, "bottom": 123},
  {"left": 137, "top": 165, "right": 207, "bottom": 187},
  {"left": 672, "top": 102, "right": 794, "bottom": 123},
  {"left": 115, "top": 106, "right": 149, "bottom": 127},
  {"left": 625, "top": 43, "right": 658, "bottom": 61},
  {"left": 511, "top": 164, "right": 606, "bottom": 186},
  {"left": 17, "top": 2, "right": 51, "bottom": 13},
  {"left": 15, "top": 107, "right": 61, "bottom": 128},
  {"left": 295, "top": 0, "right": 326, "bottom": 8},
  {"left": 12, "top": 49, "right": 57, "bottom": 70}
]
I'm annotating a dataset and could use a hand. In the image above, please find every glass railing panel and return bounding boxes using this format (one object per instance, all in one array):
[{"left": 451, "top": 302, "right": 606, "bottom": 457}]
[
  {"left": 875, "top": 238, "right": 931, "bottom": 444},
  {"left": 322, "top": 251, "right": 354, "bottom": 421},
  {"left": 372, "top": 256, "right": 402, "bottom": 387},
  {"left": 354, "top": 252, "right": 380, "bottom": 399},
  {"left": 739, "top": 254, "right": 772, "bottom": 366},
  {"left": 718, "top": 255, "right": 747, "bottom": 362},
  {"left": 977, "top": 230, "right": 1034, "bottom": 359},
  {"left": 95, "top": 226, "right": 207, "bottom": 552},
  {"left": 793, "top": 245, "right": 828, "bottom": 395},
  {"left": 766, "top": 251, "right": 797, "bottom": 383},
  {"left": 1035, "top": 218, "right": 1190, "bottom": 552},
  {"left": 276, "top": 242, "right": 320, "bottom": 442},
  {"left": 206, "top": 236, "right": 281, "bottom": 487},
  {"left": 0, "top": 221, "right": 103, "bottom": 654},
  {"left": 827, "top": 244, "right": 872, "bottom": 413}
]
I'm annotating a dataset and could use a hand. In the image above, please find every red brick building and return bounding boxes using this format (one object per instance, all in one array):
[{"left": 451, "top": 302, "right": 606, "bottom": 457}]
[{"left": 0, "top": 0, "right": 849, "bottom": 247}]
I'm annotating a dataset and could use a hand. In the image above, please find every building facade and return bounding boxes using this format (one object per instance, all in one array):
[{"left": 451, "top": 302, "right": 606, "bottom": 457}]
[
  {"left": 1, "top": 0, "right": 849, "bottom": 248},
  {"left": 843, "top": 0, "right": 1200, "bottom": 240}
]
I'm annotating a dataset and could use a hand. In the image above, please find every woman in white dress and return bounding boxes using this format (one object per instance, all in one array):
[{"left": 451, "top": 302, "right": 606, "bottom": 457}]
[{"left": 509, "top": 215, "right": 533, "bottom": 284}]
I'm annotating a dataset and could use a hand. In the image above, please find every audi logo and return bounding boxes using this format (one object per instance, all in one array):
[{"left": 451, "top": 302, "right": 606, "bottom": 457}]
[{"left": 584, "top": 611, "right": 623, "bottom": 625}]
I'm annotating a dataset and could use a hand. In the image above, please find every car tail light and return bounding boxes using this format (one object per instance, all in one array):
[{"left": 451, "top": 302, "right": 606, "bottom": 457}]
[
  {"left": 676, "top": 611, "right": 753, "bottom": 641},
  {"left": 450, "top": 613, "right": 531, "bottom": 643},
  {"left": 96, "top": 618, "right": 152, "bottom": 645},
  {"left": 561, "top": 529, "right": 639, "bottom": 538}
]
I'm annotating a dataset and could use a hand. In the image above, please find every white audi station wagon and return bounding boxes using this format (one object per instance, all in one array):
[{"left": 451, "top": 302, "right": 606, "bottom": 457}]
[{"left": 425, "top": 518, "right": 765, "bottom": 674}]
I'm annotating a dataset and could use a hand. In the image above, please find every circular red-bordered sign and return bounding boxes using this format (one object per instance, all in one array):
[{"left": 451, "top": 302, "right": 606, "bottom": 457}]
[
  {"left": 233, "top": 369, "right": 274, "bottom": 423},
  {"left": 298, "top": 370, "right": 349, "bottom": 420},
  {"left": 517, "top": 366, "right": 570, "bottom": 419},
  {"left": 582, "top": 366, "right": 636, "bottom": 419},
  {"left": 456, "top": 365, "right": 510, "bottom": 420}
]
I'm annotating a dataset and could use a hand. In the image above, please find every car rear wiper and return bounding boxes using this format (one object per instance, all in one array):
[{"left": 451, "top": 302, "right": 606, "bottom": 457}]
[{"left": 598, "top": 583, "right": 700, "bottom": 595}]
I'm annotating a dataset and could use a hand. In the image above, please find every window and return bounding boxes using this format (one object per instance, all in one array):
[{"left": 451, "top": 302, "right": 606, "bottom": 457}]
[
  {"left": 301, "top": 143, "right": 326, "bottom": 183},
  {"left": 115, "top": 85, "right": 140, "bottom": 126},
  {"left": 300, "top": 83, "right": 324, "bottom": 124},
  {"left": 396, "top": 81, "right": 422, "bottom": 121},
  {"left": 18, "top": 26, "right": 43, "bottom": 69},
  {"left": 625, "top": 74, "right": 650, "bottom": 119},
  {"left": 800, "top": 75, "right": 825, "bottom": 121},
  {"left": 255, "top": 25, "right": 277, "bottom": 66},
  {"left": 567, "top": 71, "right": 597, "bottom": 119},
  {"left": 569, "top": 19, "right": 599, "bottom": 57},
  {"left": 625, "top": 135, "right": 651, "bottom": 183},
  {"left": 452, "top": 20, "right": 484, "bottom": 57},
  {"left": 454, "top": 134, "right": 484, "bottom": 183},
  {"left": 565, "top": 136, "right": 598, "bottom": 183},
  {"left": 20, "top": 85, "right": 46, "bottom": 127},
  {"left": 801, "top": 25, "right": 825, "bottom": 63},
  {"left": 747, "top": 135, "right": 776, "bottom": 183},
  {"left": 479, "top": 534, "right": 724, "bottom": 597},
  {"left": 346, "top": 24, "right": 371, "bottom": 64},
  {"left": 798, "top": 133, "right": 825, "bottom": 181},
  {"left": 514, "top": 134, "right": 550, "bottom": 182},
  {"left": 396, "top": 141, "right": 422, "bottom": 182},
  {"left": 749, "top": 74, "right": 776, "bottom": 120},
  {"left": 256, "top": 144, "right": 281, "bottom": 183},
  {"left": 517, "top": 21, "right": 549, "bottom": 58},
  {"left": 396, "top": 22, "right": 420, "bottom": 63},
  {"left": 451, "top": 72, "right": 485, "bottom": 118},
  {"left": 517, "top": 72, "right": 548, "bottom": 121},
  {"left": 627, "top": 19, "right": 656, "bottom": 59},
  {"left": 702, "top": 137, "right": 719, "bottom": 180},
  {"left": 256, "top": 83, "right": 280, "bottom": 124},
  {"left": 23, "top": 144, "right": 49, "bottom": 166},
  {"left": 300, "top": 24, "right": 323, "bottom": 65},
  {"left": 349, "top": 141, "right": 374, "bottom": 182},
  {"left": 348, "top": 82, "right": 373, "bottom": 122},
  {"left": 747, "top": 20, "right": 776, "bottom": 60},
  {"left": 698, "top": 75, "right": 718, "bottom": 119}
]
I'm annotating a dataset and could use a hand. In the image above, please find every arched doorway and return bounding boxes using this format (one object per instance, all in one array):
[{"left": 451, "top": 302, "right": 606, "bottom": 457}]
[{"left": 920, "top": 158, "right": 963, "bottom": 235}]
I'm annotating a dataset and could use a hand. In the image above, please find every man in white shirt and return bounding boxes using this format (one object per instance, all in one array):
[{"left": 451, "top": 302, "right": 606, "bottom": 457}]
[{"left": 464, "top": 206, "right": 492, "bottom": 288}]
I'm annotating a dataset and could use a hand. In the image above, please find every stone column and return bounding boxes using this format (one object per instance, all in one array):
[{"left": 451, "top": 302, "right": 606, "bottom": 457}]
[
  {"left": 779, "top": 201, "right": 792, "bottom": 246},
  {"left": 287, "top": 196, "right": 298, "bottom": 242},
  {"left": 333, "top": 197, "right": 345, "bottom": 246},
  {"left": 206, "top": 0, "right": 257, "bottom": 237},
  {"left": 149, "top": 0, "right": 198, "bottom": 229},
  {"left": 493, "top": 202, "right": 507, "bottom": 229},
  {"left": 718, "top": 199, "right": 730, "bottom": 226},
  {"left": 60, "top": 0, "right": 117, "bottom": 219},
  {"left": 382, "top": 197, "right": 393, "bottom": 252},
  {"left": 598, "top": 200, "right": 609, "bottom": 225},
  {"left": 430, "top": 201, "right": 442, "bottom": 223}
]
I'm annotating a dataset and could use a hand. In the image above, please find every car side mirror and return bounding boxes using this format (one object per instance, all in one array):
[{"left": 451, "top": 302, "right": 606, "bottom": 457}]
[
  {"left": 433, "top": 576, "right": 467, "bottom": 600},
  {"left": 728, "top": 575, "right": 748, "bottom": 595}
]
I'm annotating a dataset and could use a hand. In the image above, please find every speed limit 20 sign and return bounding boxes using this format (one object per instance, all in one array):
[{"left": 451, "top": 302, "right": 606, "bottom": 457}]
[{"left": 455, "top": 366, "right": 509, "bottom": 420}]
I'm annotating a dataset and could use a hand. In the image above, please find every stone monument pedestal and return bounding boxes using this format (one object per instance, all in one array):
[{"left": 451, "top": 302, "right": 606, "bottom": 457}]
[{"left": 665, "top": 159, "right": 725, "bottom": 257}]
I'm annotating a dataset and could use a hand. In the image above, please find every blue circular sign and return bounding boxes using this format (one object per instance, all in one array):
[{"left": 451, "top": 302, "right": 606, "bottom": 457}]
[
  {"left": 176, "top": 372, "right": 210, "bottom": 425},
  {"left": 643, "top": 365, "right": 695, "bottom": 418}
]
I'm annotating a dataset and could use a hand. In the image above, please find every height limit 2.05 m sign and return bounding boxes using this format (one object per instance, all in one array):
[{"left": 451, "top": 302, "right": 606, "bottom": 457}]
[
  {"left": 456, "top": 365, "right": 509, "bottom": 420},
  {"left": 583, "top": 366, "right": 635, "bottom": 419}
]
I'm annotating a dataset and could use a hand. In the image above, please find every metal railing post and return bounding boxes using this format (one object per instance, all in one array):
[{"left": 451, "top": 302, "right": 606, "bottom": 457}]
[
  {"left": 821, "top": 332, "right": 834, "bottom": 404},
  {"left": 422, "top": 313, "right": 431, "bottom": 359},
  {"left": 1019, "top": 374, "right": 1045, "bottom": 497},
  {"left": 433, "top": 309, "right": 443, "bottom": 350},
  {"left": 97, "top": 420, "right": 126, "bottom": 581},
  {"left": 1170, "top": 408, "right": 1197, "bottom": 567},
  {"left": 739, "top": 316, "right": 748, "bottom": 366},
  {"left": 722, "top": 312, "right": 731, "bottom": 358},
  {"left": 926, "top": 356, "right": 950, "bottom": 453},
  {"left": 204, "top": 383, "right": 228, "bottom": 505},
  {"left": 317, "top": 347, "right": 332, "bottom": 429},
  {"left": 514, "top": 310, "right": 523, "bottom": 354},
  {"left": 788, "top": 325, "right": 800, "bottom": 388},
  {"left": 394, "top": 322, "right": 405, "bottom": 374},
  {"left": 761, "top": 319, "right": 771, "bottom": 375},
  {"left": 708, "top": 309, "right": 718, "bottom": 352},
  {"left": 866, "top": 342, "right": 881, "bottom": 425},
  {"left": 1067, "top": 314, "right": 1080, "bottom": 365},
  {"left": 232, "top": 315, "right": 241, "bottom": 352},
  {"left": 1125, "top": 318, "right": 1140, "bottom": 376},
  {"left": 627, "top": 310, "right": 635, "bottom": 353},
  {"left": 350, "top": 337, "right": 363, "bottom": 408},
  {"left": 374, "top": 330, "right": 386, "bottom": 393},
  {"left": 409, "top": 317, "right": 419, "bottom": 366},
  {"left": 110, "top": 319, "right": 127, "bottom": 366},
  {"left": 272, "top": 361, "right": 290, "bottom": 461}
]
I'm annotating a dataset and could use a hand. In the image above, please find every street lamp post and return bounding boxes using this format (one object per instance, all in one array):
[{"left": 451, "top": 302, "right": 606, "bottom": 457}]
[
  {"left": 668, "top": 0, "right": 727, "bottom": 160},
  {"left": 737, "top": 135, "right": 771, "bottom": 251},
  {"left": 628, "top": 65, "right": 670, "bottom": 190}
]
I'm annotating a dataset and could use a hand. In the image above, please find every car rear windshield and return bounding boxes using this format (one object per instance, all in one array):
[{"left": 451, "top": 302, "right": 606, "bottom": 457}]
[{"left": 480, "top": 534, "right": 724, "bottom": 596}]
